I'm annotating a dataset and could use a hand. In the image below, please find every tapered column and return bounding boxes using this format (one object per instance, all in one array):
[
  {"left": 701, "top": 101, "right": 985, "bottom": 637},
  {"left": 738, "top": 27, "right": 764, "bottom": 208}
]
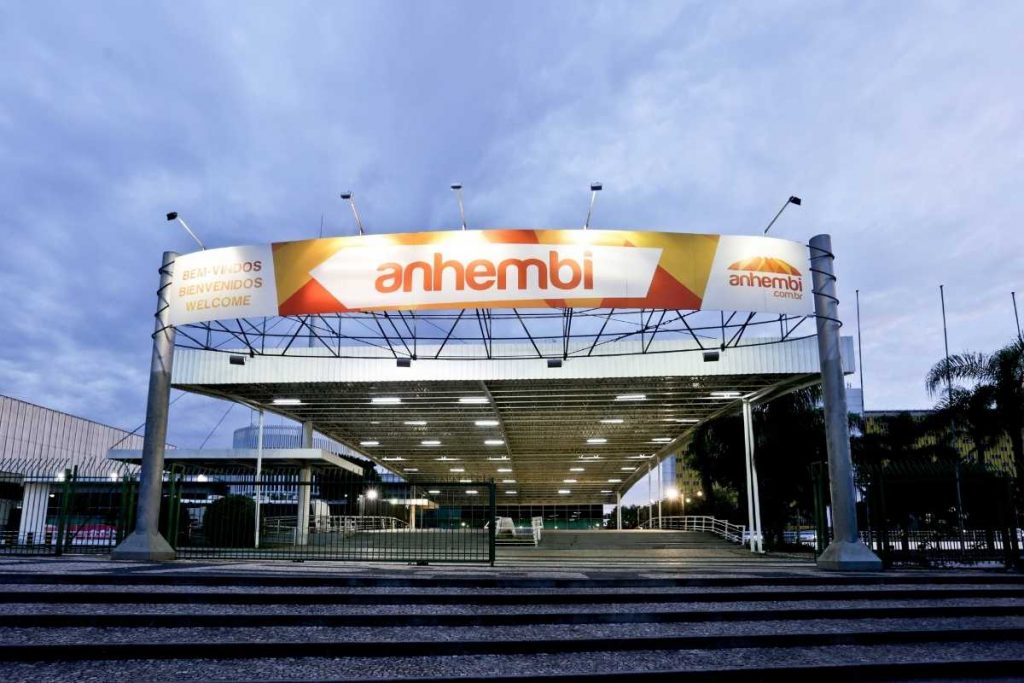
[
  {"left": 295, "top": 422, "right": 313, "bottom": 545},
  {"left": 112, "top": 251, "right": 178, "bottom": 561},
  {"left": 810, "top": 234, "right": 881, "bottom": 571}
]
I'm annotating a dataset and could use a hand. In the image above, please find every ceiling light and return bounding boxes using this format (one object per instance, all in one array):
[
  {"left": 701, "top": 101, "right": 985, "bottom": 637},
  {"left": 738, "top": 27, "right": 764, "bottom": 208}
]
[
  {"left": 601, "top": 490, "right": 613, "bottom": 494},
  {"left": 710, "top": 391, "right": 742, "bottom": 398},
  {"left": 505, "top": 490, "right": 517, "bottom": 495},
  {"left": 563, "top": 479, "right": 577, "bottom": 483},
  {"left": 475, "top": 420, "right": 499, "bottom": 426},
  {"left": 558, "top": 489, "right": 571, "bottom": 494},
  {"left": 381, "top": 457, "right": 405, "bottom": 461},
  {"left": 459, "top": 397, "right": 488, "bottom": 404},
  {"left": 497, "top": 468, "right": 512, "bottom": 473},
  {"left": 586, "top": 437, "right": 607, "bottom": 444},
  {"left": 427, "top": 489, "right": 441, "bottom": 494},
  {"left": 450, "top": 467, "right": 465, "bottom": 472},
  {"left": 569, "top": 467, "right": 585, "bottom": 472},
  {"left": 435, "top": 456, "right": 458, "bottom": 461},
  {"left": 372, "top": 397, "right": 402, "bottom": 404},
  {"left": 404, "top": 420, "right": 427, "bottom": 426},
  {"left": 404, "top": 468, "right": 419, "bottom": 472},
  {"left": 579, "top": 455, "right": 601, "bottom": 460},
  {"left": 484, "top": 439, "right": 505, "bottom": 446},
  {"left": 620, "top": 466, "right": 635, "bottom": 471},
  {"left": 465, "top": 490, "right": 478, "bottom": 495},
  {"left": 272, "top": 398, "right": 302, "bottom": 405},
  {"left": 421, "top": 440, "right": 441, "bottom": 446},
  {"left": 459, "top": 478, "right": 472, "bottom": 483},
  {"left": 502, "top": 479, "right": 516, "bottom": 483},
  {"left": 615, "top": 393, "right": 646, "bottom": 401},
  {"left": 359, "top": 440, "right": 380, "bottom": 446},
  {"left": 600, "top": 418, "right": 624, "bottom": 424},
  {"left": 608, "top": 478, "right": 622, "bottom": 483},
  {"left": 652, "top": 437, "right": 672, "bottom": 443}
]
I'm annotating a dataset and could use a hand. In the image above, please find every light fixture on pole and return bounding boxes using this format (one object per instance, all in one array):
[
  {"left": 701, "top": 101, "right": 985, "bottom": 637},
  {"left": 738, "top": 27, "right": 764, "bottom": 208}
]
[
  {"left": 1013, "top": 291, "right": 1021, "bottom": 340},
  {"left": 340, "top": 192, "right": 365, "bottom": 235},
  {"left": 165, "top": 212, "right": 205, "bottom": 250},
  {"left": 450, "top": 184, "right": 466, "bottom": 230},
  {"left": 583, "top": 182, "right": 602, "bottom": 229},
  {"left": 762, "top": 196, "right": 802, "bottom": 235}
]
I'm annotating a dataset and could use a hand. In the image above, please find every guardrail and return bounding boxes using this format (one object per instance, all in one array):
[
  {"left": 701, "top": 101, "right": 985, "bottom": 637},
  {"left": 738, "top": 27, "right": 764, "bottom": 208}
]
[
  {"left": 638, "top": 515, "right": 746, "bottom": 544},
  {"left": 263, "top": 515, "right": 410, "bottom": 537}
]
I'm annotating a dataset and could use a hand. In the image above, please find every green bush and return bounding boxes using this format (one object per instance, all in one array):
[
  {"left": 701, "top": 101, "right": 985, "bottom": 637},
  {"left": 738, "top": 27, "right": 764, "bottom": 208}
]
[{"left": 202, "top": 495, "right": 255, "bottom": 547}]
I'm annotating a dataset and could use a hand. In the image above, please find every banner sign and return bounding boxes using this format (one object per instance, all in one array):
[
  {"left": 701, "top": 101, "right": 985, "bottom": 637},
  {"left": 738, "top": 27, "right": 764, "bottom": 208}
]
[{"left": 166, "top": 229, "right": 813, "bottom": 325}]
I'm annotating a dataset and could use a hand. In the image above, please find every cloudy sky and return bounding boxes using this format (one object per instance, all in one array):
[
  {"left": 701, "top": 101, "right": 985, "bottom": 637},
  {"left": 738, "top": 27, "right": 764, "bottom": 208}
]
[{"left": 1, "top": 1, "right": 1022, "bottom": 456}]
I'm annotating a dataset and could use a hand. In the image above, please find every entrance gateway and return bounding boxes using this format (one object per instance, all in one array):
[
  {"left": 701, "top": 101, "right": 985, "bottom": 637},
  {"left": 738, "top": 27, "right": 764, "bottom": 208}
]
[{"left": 112, "top": 228, "right": 881, "bottom": 571}]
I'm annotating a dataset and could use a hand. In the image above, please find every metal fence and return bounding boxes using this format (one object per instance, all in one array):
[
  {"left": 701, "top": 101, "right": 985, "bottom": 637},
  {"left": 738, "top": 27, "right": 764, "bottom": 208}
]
[
  {"left": 811, "top": 460, "right": 1023, "bottom": 568},
  {"left": 0, "top": 461, "right": 497, "bottom": 564},
  {"left": 0, "top": 463, "right": 138, "bottom": 556}
]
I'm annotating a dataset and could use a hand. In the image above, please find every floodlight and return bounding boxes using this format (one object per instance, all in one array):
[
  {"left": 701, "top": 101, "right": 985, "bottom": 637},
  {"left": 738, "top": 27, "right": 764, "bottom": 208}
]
[
  {"left": 340, "top": 192, "right": 365, "bottom": 235},
  {"left": 450, "top": 183, "right": 467, "bottom": 230},
  {"left": 396, "top": 358, "right": 412, "bottom": 368},
  {"left": 165, "top": 211, "right": 206, "bottom": 250},
  {"left": 547, "top": 358, "right": 563, "bottom": 368},
  {"left": 229, "top": 355, "right": 246, "bottom": 366},
  {"left": 763, "top": 194, "right": 803, "bottom": 234},
  {"left": 583, "top": 181, "right": 603, "bottom": 229}
]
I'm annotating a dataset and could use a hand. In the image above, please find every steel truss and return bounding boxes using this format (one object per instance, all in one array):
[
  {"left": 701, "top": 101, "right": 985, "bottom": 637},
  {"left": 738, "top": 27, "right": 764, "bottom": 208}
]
[{"left": 173, "top": 308, "right": 820, "bottom": 360}]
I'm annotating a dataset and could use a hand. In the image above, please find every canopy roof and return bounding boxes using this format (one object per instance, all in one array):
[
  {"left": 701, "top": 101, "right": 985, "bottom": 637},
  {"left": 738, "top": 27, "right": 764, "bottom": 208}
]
[{"left": 171, "top": 335, "right": 853, "bottom": 504}]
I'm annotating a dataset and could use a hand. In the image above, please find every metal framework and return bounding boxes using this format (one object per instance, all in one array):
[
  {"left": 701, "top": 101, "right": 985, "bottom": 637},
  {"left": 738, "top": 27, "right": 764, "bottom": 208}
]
[{"left": 172, "top": 308, "right": 818, "bottom": 361}]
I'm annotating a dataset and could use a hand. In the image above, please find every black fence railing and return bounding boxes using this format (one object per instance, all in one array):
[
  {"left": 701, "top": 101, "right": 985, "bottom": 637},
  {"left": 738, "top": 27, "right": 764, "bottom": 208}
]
[
  {"left": 0, "top": 462, "right": 496, "bottom": 565},
  {"left": 811, "top": 460, "right": 1023, "bottom": 569}
]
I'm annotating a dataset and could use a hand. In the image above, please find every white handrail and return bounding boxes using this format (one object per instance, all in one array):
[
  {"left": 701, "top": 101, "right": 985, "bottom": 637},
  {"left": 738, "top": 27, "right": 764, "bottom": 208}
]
[
  {"left": 263, "top": 515, "right": 410, "bottom": 535},
  {"left": 638, "top": 515, "right": 746, "bottom": 544}
]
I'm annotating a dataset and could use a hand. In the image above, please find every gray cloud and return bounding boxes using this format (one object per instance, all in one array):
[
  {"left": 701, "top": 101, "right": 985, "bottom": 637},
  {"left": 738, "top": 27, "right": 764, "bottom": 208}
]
[{"left": 1, "top": 1, "right": 1022, "bottom": 456}]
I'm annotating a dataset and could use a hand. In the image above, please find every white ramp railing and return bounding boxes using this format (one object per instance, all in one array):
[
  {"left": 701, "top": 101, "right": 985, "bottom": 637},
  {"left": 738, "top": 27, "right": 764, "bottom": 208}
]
[{"left": 638, "top": 515, "right": 746, "bottom": 544}]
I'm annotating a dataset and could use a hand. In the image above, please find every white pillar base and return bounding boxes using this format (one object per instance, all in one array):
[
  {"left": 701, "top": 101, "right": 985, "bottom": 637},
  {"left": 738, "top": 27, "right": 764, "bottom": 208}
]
[{"left": 816, "top": 539, "right": 882, "bottom": 571}]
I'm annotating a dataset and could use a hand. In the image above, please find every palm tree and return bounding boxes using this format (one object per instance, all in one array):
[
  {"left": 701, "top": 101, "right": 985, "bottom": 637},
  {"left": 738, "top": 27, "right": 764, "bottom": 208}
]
[
  {"left": 932, "top": 385, "right": 1000, "bottom": 468},
  {"left": 926, "top": 338, "right": 1024, "bottom": 488}
]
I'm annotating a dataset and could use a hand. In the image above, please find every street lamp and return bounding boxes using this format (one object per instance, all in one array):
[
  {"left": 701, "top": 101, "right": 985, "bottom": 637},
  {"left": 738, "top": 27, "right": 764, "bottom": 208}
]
[
  {"left": 761, "top": 196, "right": 798, "bottom": 236},
  {"left": 165, "top": 212, "right": 205, "bottom": 250},
  {"left": 583, "top": 182, "right": 602, "bottom": 229},
  {"left": 340, "top": 192, "right": 365, "bottom": 235},
  {"left": 450, "top": 184, "right": 467, "bottom": 230}
]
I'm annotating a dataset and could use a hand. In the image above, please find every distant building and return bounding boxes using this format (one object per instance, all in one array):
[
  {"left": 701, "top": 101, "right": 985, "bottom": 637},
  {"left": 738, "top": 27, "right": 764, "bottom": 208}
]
[
  {"left": 232, "top": 425, "right": 401, "bottom": 482},
  {"left": 0, "top": 394, "right": 146, "bottom": 545},
  {"left": 0, "top": 395, "right": 144, "bottom": 475},
  {"left": 863, "top": 409, "right": 1017, "bottom": 477}
]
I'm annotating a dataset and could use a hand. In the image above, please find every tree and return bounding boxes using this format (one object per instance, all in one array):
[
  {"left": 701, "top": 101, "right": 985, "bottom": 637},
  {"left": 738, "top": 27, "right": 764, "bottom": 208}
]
[
  {"left": 926, "top": 338, "right": 1024, "bottom": 490},
  {"left": 684, "top": 388, "right": 828, "bottom": 549}
]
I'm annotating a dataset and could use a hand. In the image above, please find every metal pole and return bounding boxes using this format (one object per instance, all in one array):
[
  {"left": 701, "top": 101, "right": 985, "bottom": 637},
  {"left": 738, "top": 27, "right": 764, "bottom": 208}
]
[
  {"left": 1013, "top": 291, "right": 1021, "bottom": 340},
  {"left": 742, "top": 401, "right": 758, "bottom": 553},
  {"left": 616, "top": 492, "right": 622, "bottom": 530},
  {"left": 856, "top": 289, "right": 865, "bottom": 409},
  {"left": 743, "top": 401, "right": 764, "bottom": 553},
  {"left": 656, "top": 460, "right": 663, "bottom": 529},
  {"left": 940, "top": 286, "right": 967, "bottom": 548},
  {"left": 296, "top": 422, "right": 313, "bottom": 546},
  {"left": 254, "top": 409, "right": 264, "bottom": 548},
  {"left": 809, "top": 234, "right": 881, "bottom": 570},
  {"left": 112, "top": 251, "right": 179, "bottom": 560},
  {"left": 646, "top": 464, "right": 652, "bottom": 528}
]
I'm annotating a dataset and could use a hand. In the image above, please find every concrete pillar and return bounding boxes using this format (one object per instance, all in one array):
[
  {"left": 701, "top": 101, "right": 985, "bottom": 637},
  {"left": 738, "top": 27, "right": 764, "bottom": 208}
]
[
  {"left": 295, "top": 422, "right": 313, "bottom": 546},
  {"left": 17, "top": 482, "right": 51, "bottom": 545},
  {"left": 616, "top": 492, "right": 622, "bottom": 530},
  {"left": 810, "top": 234, "right": 882, "bottom": 571},
  {"left": 112, "top": 251, "right": 178, "bottom": 561},
  {"left": 408, "top": 505, "right": 416, "bottom": 530}
]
